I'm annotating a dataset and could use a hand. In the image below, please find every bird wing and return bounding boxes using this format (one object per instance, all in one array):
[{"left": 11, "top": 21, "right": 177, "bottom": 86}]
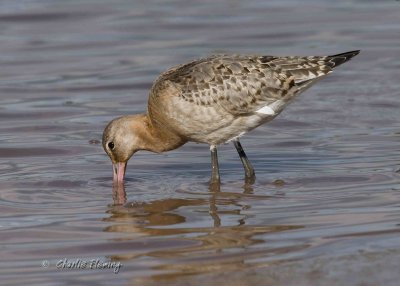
[{"left": 152, "top": 51, "right": 358, "bottom": 115}]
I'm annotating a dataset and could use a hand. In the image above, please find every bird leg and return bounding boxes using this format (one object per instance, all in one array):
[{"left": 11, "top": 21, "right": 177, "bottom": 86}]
[
  {"left": 209, "top": 145, "right": 221, "bottom": 186},
  {"left": 233, "top": 140, "right": 255, "bottom": 182}
]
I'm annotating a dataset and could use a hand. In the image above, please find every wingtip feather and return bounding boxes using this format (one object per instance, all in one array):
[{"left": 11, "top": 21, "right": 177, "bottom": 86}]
[{"left": 328, "top": 50, "right": 360, "bottom": 67}]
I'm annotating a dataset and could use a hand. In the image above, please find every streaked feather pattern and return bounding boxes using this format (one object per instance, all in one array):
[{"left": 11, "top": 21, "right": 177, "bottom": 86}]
[
  {"left": 148, "top": 50, "right": 359, "bottom": 144},
  {"left": 153, "top": 51, "right": 359, "bottom": 116}
]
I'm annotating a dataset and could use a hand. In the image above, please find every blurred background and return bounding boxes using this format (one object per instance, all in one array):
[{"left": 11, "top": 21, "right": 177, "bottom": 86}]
[{"left": 0, "top": 1, "right": 399, "bottom": 285}]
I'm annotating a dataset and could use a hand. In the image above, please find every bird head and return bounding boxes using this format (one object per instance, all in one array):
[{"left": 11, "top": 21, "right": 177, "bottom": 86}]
[{"left": 102, "top": 115, "right": 147, "bottom": 184}]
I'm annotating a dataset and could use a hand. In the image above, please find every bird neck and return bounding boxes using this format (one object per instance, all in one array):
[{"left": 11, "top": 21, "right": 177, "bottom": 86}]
[{"left": 135, "top": 113, "right": 186, "bottom": 153}]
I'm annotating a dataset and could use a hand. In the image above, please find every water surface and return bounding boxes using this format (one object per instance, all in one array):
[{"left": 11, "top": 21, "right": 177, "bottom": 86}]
[{"left": 1, "top": 0, "right": 400, "bottom": 285}]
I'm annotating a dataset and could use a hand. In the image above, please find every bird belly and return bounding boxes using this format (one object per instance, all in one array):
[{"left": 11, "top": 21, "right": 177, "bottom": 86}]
[
  {"left": 152, "top": 96, "right": 275, "bottom": 146},
  {"left": 202, "top": 113, "right": 274, "bottom": 145}
]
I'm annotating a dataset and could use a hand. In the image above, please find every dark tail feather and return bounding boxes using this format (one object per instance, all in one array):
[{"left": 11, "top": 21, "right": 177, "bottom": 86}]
[{"left": 328, "top": 50, "right": 360, "bottom": 67}]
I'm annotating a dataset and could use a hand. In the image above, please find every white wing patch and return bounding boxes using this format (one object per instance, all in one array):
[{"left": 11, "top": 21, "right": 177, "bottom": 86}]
[
  {"left": 256, "top": 105, "right": 275, "bottom": 115},
  {"left": 256, "top": 100, "right": 287, "bottom": 115}
]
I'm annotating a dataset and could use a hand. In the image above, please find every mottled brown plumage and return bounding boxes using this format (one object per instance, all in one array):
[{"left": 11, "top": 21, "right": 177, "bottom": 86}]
[{"left": 103, "top": 50, "right": 359, "bottom": 185}]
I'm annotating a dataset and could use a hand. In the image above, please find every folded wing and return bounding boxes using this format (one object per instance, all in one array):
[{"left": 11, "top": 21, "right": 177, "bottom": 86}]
[{"left": 154, "top": 51, "right": 359, "bottom": 116}]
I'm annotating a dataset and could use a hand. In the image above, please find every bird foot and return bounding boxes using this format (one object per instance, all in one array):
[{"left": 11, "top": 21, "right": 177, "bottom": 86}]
[
  {"left": 244, "top": 174, "right": 256, "bottom": 185},
  {"left": 208, "top": 179, "right": 221, "bottom": 192}
]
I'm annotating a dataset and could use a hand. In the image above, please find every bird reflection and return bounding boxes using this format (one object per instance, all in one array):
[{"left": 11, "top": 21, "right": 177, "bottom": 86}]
[
  {"left": 112, "top": 184, "right": 127, "bottom": 205},
  {"left": 110, "top": 179, "right": 257, "bottom": 228},
  {"left": 105, "top": 182, "right": 304, "bottom": 278}
]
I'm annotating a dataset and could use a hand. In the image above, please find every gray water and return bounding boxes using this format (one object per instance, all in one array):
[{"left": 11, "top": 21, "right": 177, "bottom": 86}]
[{"left": 1, "top": 0, "right": 400, "bottom": 285}]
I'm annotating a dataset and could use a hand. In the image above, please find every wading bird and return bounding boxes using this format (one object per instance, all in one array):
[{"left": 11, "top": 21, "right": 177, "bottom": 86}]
[{"left": 103, "top": 50, "right": 359, "bottom": 186}]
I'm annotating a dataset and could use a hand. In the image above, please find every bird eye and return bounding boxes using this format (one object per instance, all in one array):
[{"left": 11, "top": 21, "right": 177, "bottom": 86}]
[{"left": 108, "top": 142, "right": 115, "bottom": 150}]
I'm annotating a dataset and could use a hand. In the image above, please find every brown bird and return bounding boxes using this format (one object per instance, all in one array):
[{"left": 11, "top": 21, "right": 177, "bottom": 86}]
[{"left": 103, "top": 50, "right": 359, "bottom": 185}]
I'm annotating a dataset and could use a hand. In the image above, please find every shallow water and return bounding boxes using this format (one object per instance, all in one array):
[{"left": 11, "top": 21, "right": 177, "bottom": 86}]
[{"left": 1, "top": 0, "right": 400, "bottom": 285}]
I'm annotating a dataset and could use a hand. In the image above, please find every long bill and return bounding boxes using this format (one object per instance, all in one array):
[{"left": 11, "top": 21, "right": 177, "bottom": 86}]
[{"left": 113, "top": 162, "right": 127, "bottom": 185}]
